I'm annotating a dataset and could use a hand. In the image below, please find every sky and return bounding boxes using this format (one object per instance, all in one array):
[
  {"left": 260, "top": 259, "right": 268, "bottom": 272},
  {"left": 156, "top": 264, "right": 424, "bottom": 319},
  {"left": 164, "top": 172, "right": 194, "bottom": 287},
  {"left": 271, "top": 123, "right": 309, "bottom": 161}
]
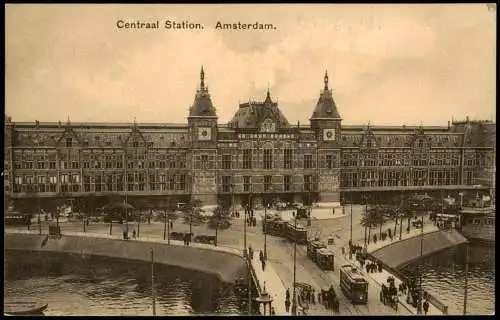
[{"left": 5, "top": 4, "right": 497, "bottom": 126}]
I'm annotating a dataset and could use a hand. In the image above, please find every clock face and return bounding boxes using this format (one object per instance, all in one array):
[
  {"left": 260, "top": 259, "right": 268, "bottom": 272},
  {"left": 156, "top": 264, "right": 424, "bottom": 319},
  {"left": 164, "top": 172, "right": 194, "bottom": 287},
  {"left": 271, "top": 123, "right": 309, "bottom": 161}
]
[
  {"left": 198, "top": 127, "right": 212, "bottom": 140},
  {"left": 323, "top": 129, "right": 336, "bottom": 141}
]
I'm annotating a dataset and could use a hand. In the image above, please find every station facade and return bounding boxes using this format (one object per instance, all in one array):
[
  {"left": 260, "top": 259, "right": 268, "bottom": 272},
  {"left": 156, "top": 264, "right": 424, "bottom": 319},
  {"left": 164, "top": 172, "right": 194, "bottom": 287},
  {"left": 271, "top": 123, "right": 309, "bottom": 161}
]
[{"left": 4, "top": 67, "right": 495, "bottom": 211}]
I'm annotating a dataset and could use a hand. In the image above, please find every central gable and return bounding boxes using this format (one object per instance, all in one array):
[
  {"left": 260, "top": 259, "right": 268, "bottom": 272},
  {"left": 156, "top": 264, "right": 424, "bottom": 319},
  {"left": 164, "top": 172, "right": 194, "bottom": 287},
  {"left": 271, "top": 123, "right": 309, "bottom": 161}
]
[{"left": 228, "top": 90, "right": 290, "bottom": 130}]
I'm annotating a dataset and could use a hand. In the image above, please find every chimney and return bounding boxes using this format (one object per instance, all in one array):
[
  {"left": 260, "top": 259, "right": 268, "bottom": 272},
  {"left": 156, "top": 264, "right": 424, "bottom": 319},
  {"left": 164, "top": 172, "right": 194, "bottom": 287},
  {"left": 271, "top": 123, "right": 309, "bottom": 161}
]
[{"left": 447, "top": 121, "right": 450, "bottom": 130}]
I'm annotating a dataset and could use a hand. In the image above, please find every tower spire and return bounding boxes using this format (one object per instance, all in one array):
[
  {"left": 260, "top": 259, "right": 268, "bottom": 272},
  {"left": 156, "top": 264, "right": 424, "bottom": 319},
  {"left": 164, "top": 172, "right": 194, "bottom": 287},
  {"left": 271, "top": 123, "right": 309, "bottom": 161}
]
[
  {"left": 266, "top": 83, "right": 271, "bottom": 100},
  {"left": 324, "top": 70, "right": 329, "bottom": 91},
  {"left": 200, "top": 65, "right": 205, "bottom": 90}
]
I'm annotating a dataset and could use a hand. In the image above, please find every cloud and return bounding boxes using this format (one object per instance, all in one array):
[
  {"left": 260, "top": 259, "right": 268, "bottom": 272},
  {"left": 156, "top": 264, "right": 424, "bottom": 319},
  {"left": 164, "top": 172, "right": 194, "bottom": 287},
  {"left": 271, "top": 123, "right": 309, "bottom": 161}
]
[{"left": 5, "top": 4, "right": 496, "bottom": 126}]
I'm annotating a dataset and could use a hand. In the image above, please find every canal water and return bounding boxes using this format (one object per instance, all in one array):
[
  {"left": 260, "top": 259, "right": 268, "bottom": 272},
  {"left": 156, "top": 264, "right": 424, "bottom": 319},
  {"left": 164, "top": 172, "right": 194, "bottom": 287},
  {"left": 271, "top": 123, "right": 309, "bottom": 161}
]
[
  {"left": 4, "top": 245, "right": 495, "bottom": 315},
  {"left": 4, "top": 250, "right": 247, "bottom": 316},
  {"left": 401, "top": 244, "right": 495, "bottom": 315}
]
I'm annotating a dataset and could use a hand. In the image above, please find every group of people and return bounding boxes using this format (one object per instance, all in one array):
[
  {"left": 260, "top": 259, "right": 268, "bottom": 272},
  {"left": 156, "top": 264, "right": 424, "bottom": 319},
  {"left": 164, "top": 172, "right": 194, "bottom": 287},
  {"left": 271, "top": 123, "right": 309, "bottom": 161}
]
[
  {"left": 299, "top": 286, "right": 315, "bottom": 305},
  {"left": 247, "top": 216, "right": 257, "bottom": 227},
  {"left": 366, "top": 260, "right": 383, "bottom": 273},
  {"left": 230, "top": 211, "right": 241, "bottom": 218},
  {"left": 319, "top": 285, "right": 339, "bottom": 312},
  {"left": 183, "top": 232, "right": 193, "bottom": 246}
]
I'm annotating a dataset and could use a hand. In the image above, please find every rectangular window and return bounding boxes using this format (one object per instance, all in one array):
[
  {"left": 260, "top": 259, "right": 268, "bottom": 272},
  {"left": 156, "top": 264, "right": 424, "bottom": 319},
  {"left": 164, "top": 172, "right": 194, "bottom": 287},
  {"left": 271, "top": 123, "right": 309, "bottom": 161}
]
[
  {"left": 304, "top": 154, "right": 313, "bottom": 169},
  {"left": 243, "top": 176, "right": 251, "bottom": 192},
  {"left": 179, "top": 174, "right": 186, "bottom": 191},
  {"left": 304, "top": 175, "right": 312, "bottom": 191},
  {"left": 200, "top": 155, "right": 209, "bottom": 169},
  {"left": 222, "top": 176, "right": 231, "bottom": 192},
  {"left": 284, "top": 175, "right": 292, "bottom": 191},
  {"left": 284, "top": 149, "right": 293, "bottom": 169},
  {"left": 168, "top": 155, "right": 176, "bottom": 169},
  {"left": 264, "top": 149, "right": 273, "bottom": 169},
  {"left": 465, "top": 171, "right": 473, "bottom": 185},
  {"left": 169, "top": 175, "right": 175, "bottom": 190},
  {"left": 326, "top": 154, "right": 335, "bottom": 169},
  {"left": 66, "top": 138, "right": 72, "bottom": 148},
  {"left": 95, "top": 175, "right": 102, "bottom": 192},
  {"left": 222, "top": 154, "right": 232, "bottom": 170},
  {"left": 264, "top": 175, "right": 272, "bottom": 191},
  {"left": 243, "top": 149, "right": 252, "bottom": 169}
]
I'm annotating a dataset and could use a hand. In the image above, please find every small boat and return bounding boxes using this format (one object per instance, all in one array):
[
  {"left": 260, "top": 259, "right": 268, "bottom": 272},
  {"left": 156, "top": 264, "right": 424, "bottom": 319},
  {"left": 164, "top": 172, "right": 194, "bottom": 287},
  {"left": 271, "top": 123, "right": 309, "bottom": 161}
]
[{"left": 4, "top": 303, "right": 48, "bottom": 316}]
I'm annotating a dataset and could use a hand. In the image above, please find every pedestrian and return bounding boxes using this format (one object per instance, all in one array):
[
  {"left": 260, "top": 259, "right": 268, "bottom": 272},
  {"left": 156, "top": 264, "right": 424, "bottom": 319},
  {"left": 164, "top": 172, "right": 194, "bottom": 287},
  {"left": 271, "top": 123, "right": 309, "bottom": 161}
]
[
  {"left": 373, "top": 234, "right": 377, "bottom": 243},
  {"left": 423, "top": 300, "right": 429, "bottom": 315},
  {"left": 270, "top": 307, "right": 275, "bottom": 316},
  {"left": 259, "top": 250, "right": 264, "bottom": 262},
  {"left": 132, "top": 229, "right": 136, "bottom": 238},
  {"left": 312, "top": 288, "right": 315, "bottom": 304},
  {"left": 286, "top": 288, "right": 290, "bottom": 301},
  {"left": 261, "top": 258, "right": 266, "bottom": 271},
  {"left": 170, "top": 221, "right": 173, "bottom": 229},
  {"left": 249, "top": 245, "right": 254, "bottom": 260},
  {"left": 285, "top": 298, "right": 290, "bottom": 313},
  {"left": 318, "top": 291, "right": 322, "bottom": 305},
  {"left": 366, "top": 263, "right": 370, "bottom": 273}
]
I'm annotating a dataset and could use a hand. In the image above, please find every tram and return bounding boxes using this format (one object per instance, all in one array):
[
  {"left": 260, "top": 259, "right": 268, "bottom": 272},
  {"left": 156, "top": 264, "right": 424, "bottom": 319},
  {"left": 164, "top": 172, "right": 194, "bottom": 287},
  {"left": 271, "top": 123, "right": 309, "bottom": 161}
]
[
  {"left": 4, "top": 214, "right": 31, "bottom": 226},
  {"left": 262, "top": 215, "right": 308, "bottom": 244},
  {"left": 316, "top": 248, "right": 335, "bottom": 271},
  {"left": 307, "top": 239, "right": 326, "bottom": 260},
  {"left": 262, "top": 215, "right": 287, "bottom": 237},
  {"left": 286, "top": 222, "right": 308, "bottom": 244},
  {"left": 339, "top": 264, "right": 369, "bottom": 304}
]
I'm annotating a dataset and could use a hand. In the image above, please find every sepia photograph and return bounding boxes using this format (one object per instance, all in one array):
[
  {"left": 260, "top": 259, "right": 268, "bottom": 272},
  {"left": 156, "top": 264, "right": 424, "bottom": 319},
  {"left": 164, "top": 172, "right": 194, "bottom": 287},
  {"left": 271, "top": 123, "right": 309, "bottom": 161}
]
[{"left": 4, "top": 3, "right": 496, "bottom": 316}]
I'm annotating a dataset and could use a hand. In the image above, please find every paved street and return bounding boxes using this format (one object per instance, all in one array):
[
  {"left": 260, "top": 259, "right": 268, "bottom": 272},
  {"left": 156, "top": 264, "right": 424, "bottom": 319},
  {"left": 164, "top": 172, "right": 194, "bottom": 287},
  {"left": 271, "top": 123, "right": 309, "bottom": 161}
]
[{"left": 10, "top": 204, "right": 417, "bottom": 315}]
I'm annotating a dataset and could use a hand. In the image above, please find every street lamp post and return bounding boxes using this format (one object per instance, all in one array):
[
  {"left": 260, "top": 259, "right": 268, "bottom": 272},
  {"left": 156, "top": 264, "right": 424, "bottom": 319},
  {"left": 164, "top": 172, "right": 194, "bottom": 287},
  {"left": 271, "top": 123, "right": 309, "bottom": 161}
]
[
  {"left": 190, "top": 205, "right": 194, "bottom": 236},
  {"left": 264, "top": 204, "right": 267, "bottom": 261},
  {"left": 350, "top": 199, "right": 353, "bottom": 242},
  {"left": 463, "top": 243, "right": 469, "bottom": 315},
  {"left": 291, "top": 214, "right": 297, "bottom": 316},
  {"left": 418, "top": 203, "right": 425, "bottom": 314}
]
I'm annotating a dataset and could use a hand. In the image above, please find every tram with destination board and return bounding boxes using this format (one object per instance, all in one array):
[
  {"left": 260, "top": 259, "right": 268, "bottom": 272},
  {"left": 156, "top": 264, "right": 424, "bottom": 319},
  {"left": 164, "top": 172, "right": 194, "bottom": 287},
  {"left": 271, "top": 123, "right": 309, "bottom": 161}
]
[{"left": 339, "top": 264, "right": 369, "bottom": 304}]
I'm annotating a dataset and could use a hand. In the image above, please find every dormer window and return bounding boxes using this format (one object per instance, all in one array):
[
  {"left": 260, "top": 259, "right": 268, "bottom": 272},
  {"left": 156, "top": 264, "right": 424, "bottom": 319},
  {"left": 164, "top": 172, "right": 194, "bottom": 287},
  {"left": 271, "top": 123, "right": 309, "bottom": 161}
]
[{"left": 66, "top": 137, "right": 72, "bottom": 148}]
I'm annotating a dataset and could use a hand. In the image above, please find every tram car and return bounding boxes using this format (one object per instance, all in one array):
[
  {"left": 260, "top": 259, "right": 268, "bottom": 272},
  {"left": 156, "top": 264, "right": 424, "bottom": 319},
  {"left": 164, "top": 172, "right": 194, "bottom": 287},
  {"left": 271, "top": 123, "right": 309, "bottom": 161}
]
[
  {"left": 339, "top": 264, "right": 369, "bottom": 304},
  {"left": 285, "top": 222, "right": 308, "bottom": 245},
  {"left": 307, "top": 239, "right": 326, "bottom": 261},
  {"left": 4, "top": 214, "right": 32, "bottom": 226},
  {"left": 262, "top": 215, "right": 287, "bottom": 237},
  {"left": 316, "top": 248, "right": 335, "bottom": 271}
]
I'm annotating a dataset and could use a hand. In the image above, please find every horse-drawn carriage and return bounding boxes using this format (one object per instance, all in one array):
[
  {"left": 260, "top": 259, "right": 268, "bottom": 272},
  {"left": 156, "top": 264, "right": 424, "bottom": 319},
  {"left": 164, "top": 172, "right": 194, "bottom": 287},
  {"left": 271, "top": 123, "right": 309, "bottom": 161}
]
[
  {"left": 320, "top": 286, "right": 340, "bottom": 313},
  {"left": 380, "top": 277, "right": 398, "bottom": 311}
]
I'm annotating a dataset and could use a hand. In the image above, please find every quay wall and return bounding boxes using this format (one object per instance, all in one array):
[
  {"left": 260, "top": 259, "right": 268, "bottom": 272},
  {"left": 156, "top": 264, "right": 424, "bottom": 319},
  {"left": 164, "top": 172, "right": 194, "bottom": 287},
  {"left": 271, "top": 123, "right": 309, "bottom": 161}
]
[
  {"left": 370, "top": 230, "right": 469, "bottom": 270},
  {"left": 4, "top": 233, "right": 247, "bottom": 283},
  {"left": 368, "top": 230, "right": 468, "bottom": 315}
]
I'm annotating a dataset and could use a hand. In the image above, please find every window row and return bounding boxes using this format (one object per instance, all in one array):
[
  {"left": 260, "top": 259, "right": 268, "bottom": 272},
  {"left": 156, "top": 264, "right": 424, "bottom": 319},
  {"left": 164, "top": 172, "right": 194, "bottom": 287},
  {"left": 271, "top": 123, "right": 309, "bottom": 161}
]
[
  {"left": 12, "top": 174, "right": 188, "bottom": 193},
  {"left": 221, "top": 175, "right": 317, "bottom": 192},
  {"left": 340, "top": 170, "right": 463, "bottom": 188}
]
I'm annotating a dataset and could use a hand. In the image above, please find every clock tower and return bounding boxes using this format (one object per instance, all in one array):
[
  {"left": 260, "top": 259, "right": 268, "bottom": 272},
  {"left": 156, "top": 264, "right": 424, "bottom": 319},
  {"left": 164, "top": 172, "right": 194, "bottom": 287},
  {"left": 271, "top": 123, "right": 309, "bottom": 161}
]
[
  {"left": 187, "top": 66, "right": 218, "bottom": 206},
  {"left": 310, "top": 71, "right": 342, "bottom": 205}
]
